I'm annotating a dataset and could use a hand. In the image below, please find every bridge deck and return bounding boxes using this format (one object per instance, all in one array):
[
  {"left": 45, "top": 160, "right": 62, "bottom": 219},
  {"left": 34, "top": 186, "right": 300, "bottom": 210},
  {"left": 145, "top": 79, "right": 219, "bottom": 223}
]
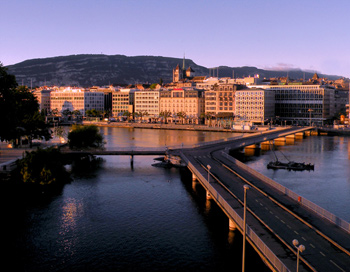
[{"left": 179, "top": 127, "right": 350, "bottom": 272}]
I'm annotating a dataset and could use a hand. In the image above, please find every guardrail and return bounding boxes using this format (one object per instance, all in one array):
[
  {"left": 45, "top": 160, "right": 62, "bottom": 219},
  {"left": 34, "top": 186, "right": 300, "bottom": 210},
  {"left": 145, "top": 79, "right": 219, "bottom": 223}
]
[
  {"left": 181, "top": 153, "right": 291, "bottom": 272},
  {"left": 221, "top": 151, "right": 350, "bottom": 234}
]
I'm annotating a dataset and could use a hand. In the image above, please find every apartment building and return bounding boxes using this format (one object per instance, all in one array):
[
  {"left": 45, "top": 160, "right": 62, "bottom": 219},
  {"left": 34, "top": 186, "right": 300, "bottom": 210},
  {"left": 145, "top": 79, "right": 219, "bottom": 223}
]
[
  {"left": 235, "top": 88, "right": 275, "bottom": 125},
  {"left": 134, "top": 89, "right": 160, "bottom": 120},
  {"left": 50, "top": 88, "right": 104, "bottom": 116},
  {"left": 159, "top": 88, "right": 205, "bottom": 124},
  {"left": 111, "top": 88, "right": 136, "bottom": 118}
]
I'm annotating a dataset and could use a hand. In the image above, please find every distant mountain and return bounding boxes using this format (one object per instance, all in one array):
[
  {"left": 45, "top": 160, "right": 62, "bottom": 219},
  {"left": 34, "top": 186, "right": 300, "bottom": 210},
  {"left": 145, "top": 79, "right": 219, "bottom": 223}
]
[{"left": 5, "top": 54, "right": 342, "bottom": 87}]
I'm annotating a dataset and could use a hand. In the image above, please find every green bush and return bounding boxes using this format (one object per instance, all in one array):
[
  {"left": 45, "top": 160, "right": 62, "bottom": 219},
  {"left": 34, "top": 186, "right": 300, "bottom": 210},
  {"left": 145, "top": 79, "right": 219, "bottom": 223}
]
[
  {"left": 17, "top": 147, "right": 70, "bottom": 186},
  {"left": 68, "top": 125, "right": 104, "bottom": 149}
]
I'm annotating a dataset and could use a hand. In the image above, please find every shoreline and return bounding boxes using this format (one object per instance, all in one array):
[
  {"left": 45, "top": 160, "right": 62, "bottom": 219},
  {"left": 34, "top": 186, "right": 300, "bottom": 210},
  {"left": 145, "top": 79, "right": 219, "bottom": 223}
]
[{"left": 83, "top": 121, "right": 263, "bottom": 133}]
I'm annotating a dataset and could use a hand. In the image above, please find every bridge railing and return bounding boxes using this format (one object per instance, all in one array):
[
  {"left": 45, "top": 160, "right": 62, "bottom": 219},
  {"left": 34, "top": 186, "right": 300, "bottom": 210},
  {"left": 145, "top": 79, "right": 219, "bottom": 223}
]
[
  {"left": 221, "top": 151, "right": 350, "bottom": 234},
  {"left": 181, "top": 153, "right": 291, "bottom": 272}
]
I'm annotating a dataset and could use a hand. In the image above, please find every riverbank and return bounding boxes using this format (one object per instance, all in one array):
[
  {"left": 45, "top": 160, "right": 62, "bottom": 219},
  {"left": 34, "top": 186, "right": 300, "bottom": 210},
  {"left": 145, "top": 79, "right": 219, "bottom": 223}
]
[
  {"left": 84, "top": 121, "right": 266, "bottom": 133},
  {"left": 317, "top": 127, "right": 350, "bottom": 136}
]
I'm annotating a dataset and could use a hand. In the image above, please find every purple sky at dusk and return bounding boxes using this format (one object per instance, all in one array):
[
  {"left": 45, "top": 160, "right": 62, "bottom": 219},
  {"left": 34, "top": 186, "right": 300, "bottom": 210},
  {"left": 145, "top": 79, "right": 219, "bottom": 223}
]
[{"left": 1, "top": 0, "right": 350, "bottom": 77}]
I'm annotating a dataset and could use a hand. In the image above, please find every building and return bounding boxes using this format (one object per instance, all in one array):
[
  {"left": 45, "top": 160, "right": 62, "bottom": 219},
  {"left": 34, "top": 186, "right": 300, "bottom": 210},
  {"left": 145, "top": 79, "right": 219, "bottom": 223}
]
[
  {"left": 111, "top": 88, "right": 136, "bottom": 118},
  {"left": 134, "top": 89, "right": 160, "bottom": 121},
  {"left": 50, "top": 88, "right": 104, "bottom": 116},
  {"left": 33, "top": 89, "right": 52, "bottom": 113},
  {"left": 235, "top": 88, "right": 275, "bottom": 125},
  {"left": 159, "top": 88, "right": 205, "bottom": 124},
  {"left": 250, "top": 83, "right": 336, "bottom": 125},
  {"left": 89, "top": 86, "right": 117, "bottom": 115}
]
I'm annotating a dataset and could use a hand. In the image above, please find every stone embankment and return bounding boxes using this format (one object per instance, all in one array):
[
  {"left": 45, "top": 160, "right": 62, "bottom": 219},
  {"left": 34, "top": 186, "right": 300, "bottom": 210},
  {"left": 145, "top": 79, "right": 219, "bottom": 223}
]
[{"left": 84, "top": 121, "right": 266, "bottom": 133}]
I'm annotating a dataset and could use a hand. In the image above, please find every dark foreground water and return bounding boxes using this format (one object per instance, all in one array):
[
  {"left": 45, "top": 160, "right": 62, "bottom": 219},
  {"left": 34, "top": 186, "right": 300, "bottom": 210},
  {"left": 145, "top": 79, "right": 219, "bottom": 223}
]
[{"left": 6, "top": 128, "right": 269, "bottom": 272}]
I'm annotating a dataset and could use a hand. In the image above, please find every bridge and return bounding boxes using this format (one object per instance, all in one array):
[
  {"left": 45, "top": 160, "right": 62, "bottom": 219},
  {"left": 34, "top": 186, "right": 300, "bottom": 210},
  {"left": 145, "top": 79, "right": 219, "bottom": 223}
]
[{"left": 173, "top": 127, "right": 350, "bottom": 272}]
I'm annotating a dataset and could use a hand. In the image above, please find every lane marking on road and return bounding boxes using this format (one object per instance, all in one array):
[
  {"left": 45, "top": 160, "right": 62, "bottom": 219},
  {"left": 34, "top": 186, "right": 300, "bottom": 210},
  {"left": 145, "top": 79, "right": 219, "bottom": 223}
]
[
  {"left": 269, "top": 211, "right": 273, "bottom": 215},
  {"left": 330, "top": 260, "right": 346, "bottom": 272},
  {"left": 301, "top": 237, "right": 307, "bottom": 241},
  {"left": 281, "top": 220, "right": 285, "bottom": 224},
  {"left": 310, "top": 243, "right": 315, "bottom": 248},
  {"left": 275, "top": 215, "right": 279, "bottom": 219},
  {"left": 320, "top": 251, "right": 325, "bottom": 257},
  {"left": 294, "top": 231, "right": 299, "bottom": 235},
  {"left": 287, "top": 225, "right": 292, "bottom": 229}
]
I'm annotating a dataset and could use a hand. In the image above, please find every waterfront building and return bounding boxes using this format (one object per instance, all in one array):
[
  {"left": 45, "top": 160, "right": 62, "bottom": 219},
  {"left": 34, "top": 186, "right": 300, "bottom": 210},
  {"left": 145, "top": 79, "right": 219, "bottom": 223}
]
[
  {"left": 111, "top": 88, "right": 136, "bottom": 118},
  {"left": 204, "top": 83, "right": 237, "bottom": 127},
  {"left": 50, "top": 87, "right": 104, "bottom": 116},
  {"left": 33, "top": 89, "right": 52, "bottom": 113},
  {"left": 250, "top": 84, "right": 336, "bottom": 125},
  {"left": 89, "top": 86, "right": 118, "bottom": 115},
  {"left": 235, "top": 88, "right": 275, "bottom": 125},
  {"left": 134, "top": 89, "right": 160, "bottom": 121},
  {"left": 159, "top": 88, "right": 205, "bottom": 124}
]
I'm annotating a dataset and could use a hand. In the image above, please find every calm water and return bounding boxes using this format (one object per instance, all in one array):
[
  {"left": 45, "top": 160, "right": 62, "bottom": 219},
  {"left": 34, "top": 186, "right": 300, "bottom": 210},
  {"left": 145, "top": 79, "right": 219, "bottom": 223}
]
[
  {"left": 7, "top": 128, "right": 269, "bottom": 272},
  {"left": 7, "top": 128, "right": 350, "bottom": 272},
  {"left": 241, "top": 135, "right": 350, "bottom": 222}
]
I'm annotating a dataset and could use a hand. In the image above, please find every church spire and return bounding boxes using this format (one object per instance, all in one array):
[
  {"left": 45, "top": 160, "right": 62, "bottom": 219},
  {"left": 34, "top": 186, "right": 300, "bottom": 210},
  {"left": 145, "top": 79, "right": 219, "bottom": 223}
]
[{"left": 182, "top": 53, "right": 185, "bottom": 70}]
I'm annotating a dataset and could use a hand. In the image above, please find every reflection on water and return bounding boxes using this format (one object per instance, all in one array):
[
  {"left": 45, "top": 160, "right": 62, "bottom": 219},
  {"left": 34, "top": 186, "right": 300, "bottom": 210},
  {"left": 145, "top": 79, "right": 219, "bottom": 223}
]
[
  {"left": 100, "top": 127, "right": 240, "bottom": 149},
  {"left": 243, "top": 135, "right": 350, "bottom": 222}
]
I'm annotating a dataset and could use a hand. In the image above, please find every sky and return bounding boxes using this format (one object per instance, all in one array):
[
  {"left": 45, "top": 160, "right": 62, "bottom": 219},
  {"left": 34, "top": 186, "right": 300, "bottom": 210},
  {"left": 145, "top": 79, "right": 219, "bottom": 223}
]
[{"left": 1, "top": 0, "right": 350, "bottom": 77}]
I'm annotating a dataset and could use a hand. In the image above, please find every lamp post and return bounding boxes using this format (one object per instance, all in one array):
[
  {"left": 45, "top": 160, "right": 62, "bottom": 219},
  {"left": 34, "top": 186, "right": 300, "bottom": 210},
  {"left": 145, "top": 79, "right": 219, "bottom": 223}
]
[
  {"left": 308, "top": 109, "right": 313, "bottom": 126},
  {"left": 293, "top": 239, "right": 305, "bottom": 272},
  {"left": 242, "top": 184, "right": 251, "bottom": 272},
  {"left": 207, "top": 165, "right": 211, "bottom": 183}
]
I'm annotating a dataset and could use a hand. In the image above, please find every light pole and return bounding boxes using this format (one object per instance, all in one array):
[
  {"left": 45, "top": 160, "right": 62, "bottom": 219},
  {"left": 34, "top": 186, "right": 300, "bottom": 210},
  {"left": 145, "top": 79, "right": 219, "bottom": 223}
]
[
  {"left": 242, "top": 184, "right": 250, "bottom": 272},
  {"left": 308, "top": 109, "right": 313, "bottom": 126},
  {"left": 293, "top": 239, "right": 305, "bottom": 272},
  {"left": 207, "top": 165, "right": 211, "bottom": 183}
]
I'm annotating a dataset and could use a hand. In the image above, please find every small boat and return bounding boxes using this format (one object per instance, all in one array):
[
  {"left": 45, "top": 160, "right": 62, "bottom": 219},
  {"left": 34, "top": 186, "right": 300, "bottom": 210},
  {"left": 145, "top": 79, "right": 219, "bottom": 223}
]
[
  {"left": 267, "top": 160, "right": 314, "bottom": 171},
  {"left": 267, "top": 141, "right": 314, "bottom": 171}
]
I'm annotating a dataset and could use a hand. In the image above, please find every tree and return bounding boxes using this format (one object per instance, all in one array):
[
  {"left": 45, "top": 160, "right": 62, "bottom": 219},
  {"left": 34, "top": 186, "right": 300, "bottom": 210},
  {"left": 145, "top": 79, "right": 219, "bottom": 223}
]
[
  {"left": 67, "top": 125, "right": 104, "bottom": 149},
  {"left": 122, "top": 110, "right": 132, "bottom": 122},
  {"left": 159, "top": 110, "right": 172, "bottom": 124},
  {"left": 17, "top": 147, "right": 70, "bottom": 186},
  {"left": 136, "top": 111, "right": 148, "bottom": 122},
  {"left": 177, "top": 111, "right": 187, "bottom": 124},
  {"left": 205, "top": 112, "right": 216, "bottom": 127},
  {"left": 0, "top": 64, "right": 51, "bottom": 145},
  {"left": 86, "top": 109, "right": 101, "bottom": 117}
]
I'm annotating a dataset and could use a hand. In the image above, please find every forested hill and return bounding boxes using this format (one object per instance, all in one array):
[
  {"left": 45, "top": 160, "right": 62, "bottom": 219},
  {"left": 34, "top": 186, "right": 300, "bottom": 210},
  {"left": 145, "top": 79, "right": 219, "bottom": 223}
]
[{"left": 6, "top": 54, "right": 341, "bottom": 87}]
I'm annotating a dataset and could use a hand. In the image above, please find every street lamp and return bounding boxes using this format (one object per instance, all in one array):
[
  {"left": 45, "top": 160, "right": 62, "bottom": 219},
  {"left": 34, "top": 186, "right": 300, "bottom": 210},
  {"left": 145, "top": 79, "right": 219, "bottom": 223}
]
[
  {"left": 308, "top": 109, "right": 313, "bottom": 126},
  {"left": 242, "top": 184, "right": 251, "bottom": 272},
  {"left": 207, "top": 165, "right": 211, "bottom": 183},
  {"left": 293, "top": 239, "right": 306, "bottom": 272}
]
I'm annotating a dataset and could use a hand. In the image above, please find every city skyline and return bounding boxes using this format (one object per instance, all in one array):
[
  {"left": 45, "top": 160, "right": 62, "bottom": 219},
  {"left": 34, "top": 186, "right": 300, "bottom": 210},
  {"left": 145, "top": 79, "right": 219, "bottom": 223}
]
[{"left": 1, "top": 0, "right": 350, "bottom": 78}]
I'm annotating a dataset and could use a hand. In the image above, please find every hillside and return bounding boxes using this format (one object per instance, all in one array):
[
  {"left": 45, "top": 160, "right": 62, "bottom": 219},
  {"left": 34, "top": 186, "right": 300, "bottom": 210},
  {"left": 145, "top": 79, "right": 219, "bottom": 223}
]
[{"left": 5, "top": 54, "right": 342, "bottom": 87}]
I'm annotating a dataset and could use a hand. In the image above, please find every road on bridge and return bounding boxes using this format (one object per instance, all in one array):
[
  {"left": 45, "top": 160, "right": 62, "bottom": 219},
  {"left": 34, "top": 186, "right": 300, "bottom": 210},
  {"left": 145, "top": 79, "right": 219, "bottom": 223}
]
[{"left": 179, "top": 127, "right": 350, "bottom": 272}]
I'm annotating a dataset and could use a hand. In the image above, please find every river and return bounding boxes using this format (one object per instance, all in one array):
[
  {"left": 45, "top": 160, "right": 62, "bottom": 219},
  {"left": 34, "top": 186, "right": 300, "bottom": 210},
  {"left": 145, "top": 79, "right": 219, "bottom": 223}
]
[{"left": 6, "top": 127, "right": 349, "bottom": 271}]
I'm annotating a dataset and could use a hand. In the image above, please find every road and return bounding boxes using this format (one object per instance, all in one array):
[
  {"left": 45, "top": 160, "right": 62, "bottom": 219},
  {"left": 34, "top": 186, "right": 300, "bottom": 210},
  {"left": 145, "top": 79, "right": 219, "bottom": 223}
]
[{"left": 179, "top": 128, "right": 350, "bottom": 272}]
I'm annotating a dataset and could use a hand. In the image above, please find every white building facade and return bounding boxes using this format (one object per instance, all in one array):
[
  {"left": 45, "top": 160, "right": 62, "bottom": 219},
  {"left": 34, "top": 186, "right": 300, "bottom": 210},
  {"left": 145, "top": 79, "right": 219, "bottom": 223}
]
[{"left": 50, "top": 88, "right": 104, "bottom": 116}]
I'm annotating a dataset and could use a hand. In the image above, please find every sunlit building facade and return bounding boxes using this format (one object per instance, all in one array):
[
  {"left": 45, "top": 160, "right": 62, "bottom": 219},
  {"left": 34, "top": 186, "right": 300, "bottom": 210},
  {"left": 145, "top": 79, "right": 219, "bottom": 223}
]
[
  {"left": 235, "top": 88, "right": 275, "bottom": 124},
  {"left": 50, "top": 88, "right": 104, "bottom": 116}
]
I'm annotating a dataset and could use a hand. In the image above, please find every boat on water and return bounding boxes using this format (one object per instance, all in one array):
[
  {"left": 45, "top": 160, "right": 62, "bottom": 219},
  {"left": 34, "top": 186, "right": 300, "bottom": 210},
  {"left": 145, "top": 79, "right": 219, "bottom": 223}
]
[
  {"left": 267, "top": 160, "right": 314, "bottom": 171},
  {"left": 266, "top": 141, "right": 314, "bottom": 171}
]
